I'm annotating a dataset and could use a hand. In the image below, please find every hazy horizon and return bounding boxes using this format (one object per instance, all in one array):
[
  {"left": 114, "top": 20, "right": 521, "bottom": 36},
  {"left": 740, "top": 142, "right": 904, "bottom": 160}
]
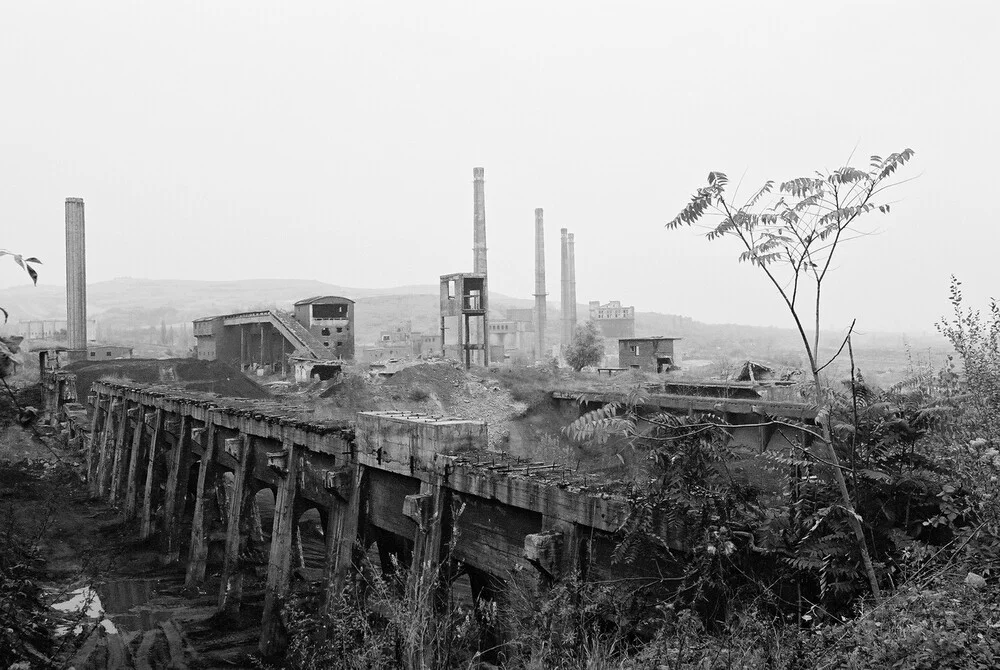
[
  {"left": 0, "top": 275, "right": 951, "bottom": 342},
  {"left": 2, "top": 1, "right": 997, "bottom": 335}
]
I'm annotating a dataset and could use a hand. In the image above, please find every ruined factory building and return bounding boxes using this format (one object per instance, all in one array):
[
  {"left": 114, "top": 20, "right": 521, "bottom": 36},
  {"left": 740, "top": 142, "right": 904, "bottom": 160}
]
[
  {"left": 589, "top": 300, "right": 636, "bottom": 340},
  {"left": 192, "top": 296, "right": 354, "bottom": 378},
  {"left": 618, "top": 336, "right": 682, "bottom": 373},
  {"left": 440, "top": 273, "right": 489, "bottom": 367}
]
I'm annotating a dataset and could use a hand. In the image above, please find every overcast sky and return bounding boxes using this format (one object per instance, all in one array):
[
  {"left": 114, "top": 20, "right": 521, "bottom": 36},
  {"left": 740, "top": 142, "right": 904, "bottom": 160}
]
[{"left": 1, "top": 1, "right": 996, "bottom": 334}]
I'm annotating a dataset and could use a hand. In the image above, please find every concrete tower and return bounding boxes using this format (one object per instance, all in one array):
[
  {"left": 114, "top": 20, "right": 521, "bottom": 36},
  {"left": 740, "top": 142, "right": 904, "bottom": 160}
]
[
  {"left": 568, "top": 232, "right": 577, "bottom": 339},
  {"left": 533, "top": 208, "right": 547, "bottom": 360},
  {"left": 560, "top": 228, "right": 570, "bottom": 347},
  {"left": 65, "top": 197, "right": 87, "bottom": 350},
  {"left": 473, "top": 167, "right": 487, "bottom": 275}
]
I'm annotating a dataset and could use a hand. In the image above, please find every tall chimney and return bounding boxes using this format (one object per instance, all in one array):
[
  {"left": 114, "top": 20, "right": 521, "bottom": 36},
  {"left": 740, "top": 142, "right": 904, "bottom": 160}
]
[
  {"left": 533, "top": 208, "right": 547, "bottom": 360},
  {"left": 560, "top": 228, "right": 569, "bottom": 347},
  {"left": 472, "top": 167, "right": 488, "bottom": 366},
  {"left": 65, "top": 197, "right": 87, "bottom": 350},
  {"left": 568, "top": 232, "right": 577, "bottom": 339},
  {"left": 473, "top": 167, "right": 487, "bottom": 275}
]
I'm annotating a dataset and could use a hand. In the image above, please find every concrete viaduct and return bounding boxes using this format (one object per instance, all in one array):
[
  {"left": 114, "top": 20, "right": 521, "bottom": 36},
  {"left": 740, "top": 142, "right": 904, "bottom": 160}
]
[
  {"left": 41, "top": 370, "right": 818, "bottom": 665},
  {"left": 50, "top": 376, "right": 679, "bottom": 664}
]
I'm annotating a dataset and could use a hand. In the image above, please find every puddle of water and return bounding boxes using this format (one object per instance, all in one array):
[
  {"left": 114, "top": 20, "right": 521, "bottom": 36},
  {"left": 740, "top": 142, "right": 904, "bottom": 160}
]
[{"left": 98, "top": 579, "right": 173, "bottom": 632}]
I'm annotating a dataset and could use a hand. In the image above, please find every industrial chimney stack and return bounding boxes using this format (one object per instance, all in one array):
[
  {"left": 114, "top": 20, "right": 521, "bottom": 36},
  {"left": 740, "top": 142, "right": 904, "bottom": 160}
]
[
  {"left": 568, "top": 232, "right": 577, "bottom": 338},
  {"left": 65, "top": 197, "right": 87, "bottom": 351},
  {"left": 473, "top": 167, "right": 487, "bottom": 276},
  {"left": 471, "top": 167, "right": 488, "bottom": 365},
  {"left": 560, "top": 228, "right": 570, "bottom": 347},
  {"left": 533, "top": 208, "right": 546, "bottom": 360}
]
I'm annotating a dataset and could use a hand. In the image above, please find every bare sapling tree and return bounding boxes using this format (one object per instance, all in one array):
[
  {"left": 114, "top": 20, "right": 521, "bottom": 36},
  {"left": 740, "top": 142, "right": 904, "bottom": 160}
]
[{"left": 666, "top": 148, "right": 916, "bottom": 603}]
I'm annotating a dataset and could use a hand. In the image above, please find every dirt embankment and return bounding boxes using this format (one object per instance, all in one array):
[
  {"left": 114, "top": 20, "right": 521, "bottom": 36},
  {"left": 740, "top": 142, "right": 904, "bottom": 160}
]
[
  {"left": 316, "top": 362, "right": 615, "bottom": 461},
  {"left": 67, "top": 358, "right": 271, "bottom": 400}
]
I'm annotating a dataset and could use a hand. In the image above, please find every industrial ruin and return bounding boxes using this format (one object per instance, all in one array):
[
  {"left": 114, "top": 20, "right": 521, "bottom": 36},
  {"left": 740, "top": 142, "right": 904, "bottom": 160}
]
[
  {"left": 24, "top": 167, "right": 802, "bottom": 665},
  {"left": 193, "top": 296, "right": 356, "bottom": 381}
]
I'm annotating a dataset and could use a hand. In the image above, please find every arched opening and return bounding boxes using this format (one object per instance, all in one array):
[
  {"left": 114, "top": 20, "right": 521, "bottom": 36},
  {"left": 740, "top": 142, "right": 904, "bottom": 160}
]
[
  {"left": 295, "top": 507, "right": 326, "bottom": 579},
  {"left": 255, "top": 487, "right": 277, "bottom": 540}
]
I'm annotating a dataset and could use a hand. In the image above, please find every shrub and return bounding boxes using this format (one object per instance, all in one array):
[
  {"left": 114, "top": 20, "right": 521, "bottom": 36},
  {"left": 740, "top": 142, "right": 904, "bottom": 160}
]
[
  {"left": 408, "top": 386, "right": 431, "bottom": 402},
  {"left": 565, "top": 322, "right": 604, "bottom": 372}
]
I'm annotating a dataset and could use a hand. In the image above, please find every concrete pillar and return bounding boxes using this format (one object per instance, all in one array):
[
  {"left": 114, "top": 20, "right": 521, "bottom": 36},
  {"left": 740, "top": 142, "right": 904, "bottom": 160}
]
[
  {"left": 65, "top": 198, "right": 87, "bottom": 350},
  {"left": 568, "top": 232, "right": 577, "bottom": 339},
  {"left": 534, "top": 209, "right": 547, "bottom": 361}
]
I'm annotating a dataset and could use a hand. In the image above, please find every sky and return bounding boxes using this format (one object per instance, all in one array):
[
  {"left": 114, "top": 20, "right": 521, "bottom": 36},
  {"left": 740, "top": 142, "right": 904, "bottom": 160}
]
[{"left": 1, "top": 1, "right": 996, "bottom": 334}]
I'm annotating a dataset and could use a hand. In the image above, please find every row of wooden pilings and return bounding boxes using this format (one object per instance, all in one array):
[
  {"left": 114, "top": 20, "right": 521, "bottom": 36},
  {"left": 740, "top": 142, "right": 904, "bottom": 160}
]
[
  {"left": 80, "top": 388, "right": 381, "bottom": 661},
  {"left": 58, "top": 378, "right": 642, "bottom": 668}
]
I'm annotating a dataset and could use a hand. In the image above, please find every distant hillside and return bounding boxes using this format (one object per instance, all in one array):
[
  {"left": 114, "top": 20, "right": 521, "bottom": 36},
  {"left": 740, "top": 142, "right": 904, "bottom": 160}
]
[{"left": 1, "top": 277, "right": 947, "bottom": 374}]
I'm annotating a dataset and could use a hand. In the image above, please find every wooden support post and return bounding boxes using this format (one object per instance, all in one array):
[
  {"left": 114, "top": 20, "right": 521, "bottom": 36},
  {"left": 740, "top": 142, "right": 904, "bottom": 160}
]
[
  {"left": 240, "top": 325, "right": 246, "bottom": 371},
  {"left": 322, "top": 464, "right": 364, "bottom": 614},
  {"left": 219, "top": 433, "right": 253, "bottom": 615},
  {"left": 185, "top": 419, "right": 217, "bottom": 588},
  {"left": 108, "top": 401, "right": 131, "bottom": 504},
  {"left": 124, "top": 407, "right": 147, "bottom": 519},
  {"left": 539, "top": 516, "right": 580, "bottom": 583},
  {"left": 260, "top": 438, "right": 299, "bottom": 657},
  {"left": 93, "top": 398, "right": 116, "bottom": 498},
  {"left": 86, "top": 393, "right": 103, "bottom": 484},
  {"left": 161, "top": 414, "right": 190, "bottom": 564},
  {"left": 404, "top": 479, "right": 449, "bottom": 670},
  {"left": 140, "top": 409, "right": 164, "bottom": 539}
]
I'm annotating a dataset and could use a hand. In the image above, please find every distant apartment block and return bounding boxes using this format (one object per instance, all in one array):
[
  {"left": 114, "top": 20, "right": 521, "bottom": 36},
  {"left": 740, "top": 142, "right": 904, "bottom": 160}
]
[{"left": 589, "top": 300, "right": 635, "bottom": 339}]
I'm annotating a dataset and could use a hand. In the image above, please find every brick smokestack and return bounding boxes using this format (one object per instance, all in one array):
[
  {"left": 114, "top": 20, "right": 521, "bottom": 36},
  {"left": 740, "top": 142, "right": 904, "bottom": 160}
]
[
  {"left": 534, "top": 208, "right": 547, "bottom": 360},
  {"left": 560, "top": 228, "right": 569, "bottom": 347},
  {"left": 473, "top": 167, "right": 487, "bottom": 275},
  {"left": 65, "top": 197, "right": 87, "bottom": 350},
  {"left": 568, "top": 232, "right": 577, "bottom": 339}
]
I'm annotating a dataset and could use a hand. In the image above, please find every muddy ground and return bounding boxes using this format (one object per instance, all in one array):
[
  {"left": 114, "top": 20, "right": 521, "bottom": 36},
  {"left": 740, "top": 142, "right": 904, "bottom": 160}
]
[
  {"left": 0, "top": 426, "right": 271, "bottom": 669},
  {"left": 0, "top": 362, "right": 651, "bottom": 668}
]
